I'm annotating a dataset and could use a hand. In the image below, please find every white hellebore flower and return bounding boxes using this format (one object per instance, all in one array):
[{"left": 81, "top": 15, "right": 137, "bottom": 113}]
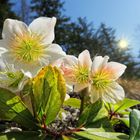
[
  {"left": 0, "top": 62, "right": 25, "bottom": 92},
  {"left": 90, "top": 56, "right": 126, "bottom": 103},
  {"left": 60, "top": 50, "right": 92, "bottom": 92},
  {"left": 0, "top": 17, "right": 66, "bottom": 77}
]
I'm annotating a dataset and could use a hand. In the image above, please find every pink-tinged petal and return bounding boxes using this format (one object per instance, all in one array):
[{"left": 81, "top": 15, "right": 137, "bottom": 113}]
[
  {"left": 60, "top": 55, "right": 78, "bottom": 69},
  {"left": 102, "top": 82, "right": 125, "bottom": 103},
  {"left": 91, "top": 56, "right": 109, "bottom": 73},
  {"left": 105, "top": 62, "right": 127, "bottom": 80},
  {"left": 78, "top": 50, "right": 92, "bottom": 70},
  {"left": 2, "top": 19, "right": 28, "bottom": 40},
  {"left": 74, "top": 83, "right": 89, "bottom": 92},
  {"left": 52, "top": 58, "right": 64, "bottom": 67},
  {"left": 29, "top": 17, "right": 56, "bottom": 44}
]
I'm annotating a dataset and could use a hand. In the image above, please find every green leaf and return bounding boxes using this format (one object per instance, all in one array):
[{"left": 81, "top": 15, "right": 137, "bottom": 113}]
[
  {"left": 74, "top": 130, "right": 129, "bottom": 140},
  {"left": 119, "top": 117, "right": 129, "bottom": 127},
  {"left": 20, "top": 79, "right": 35, "bottom": 116},
  {"left": 62, "top": 135, "right": 77, "bottom": 140},
  {"left": 33, "top": 66, "right": 66, "bottom": 125},
  {"left": 0, "top": 70, "right": 24, "bottom": 90},
  {"left": 78, "top": 100, "right": 113, "bottom": 131},
  {"left": 63, "top": 98, "right": 81, "bottom": 108},
  {"left": 129, "top": 109, "right": 140, "bottom": 140},
  {"left": 0, "top": 88, "right": 39, "bottom": 130},
  {"left": 0, "top": 131, "right": 45, "bottom": 140},
  {"left": 113, "top": 98, "right": 140, "bottom": 113}
]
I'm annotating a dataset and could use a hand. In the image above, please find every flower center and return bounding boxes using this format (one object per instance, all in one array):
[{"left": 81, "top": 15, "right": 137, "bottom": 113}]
[
  {"left": 10, "top": 33, "right": 45, "bottom": 63},
  {"left": 92, "top": 71, "right": 111, "bottom": 90},
  {"left": 74, "top": 66, "right": 89, "bottom": 84}
]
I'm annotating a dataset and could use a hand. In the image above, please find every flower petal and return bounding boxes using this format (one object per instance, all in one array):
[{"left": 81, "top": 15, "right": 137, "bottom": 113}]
[
  {"left": 2, "top": 19, "right": 28, "bottom": 40},
  {"left": 90, "top": 86, "right": 101, "bottom": 103},
  {"left": 0, "top": 40, "right": 7, "bottom": 54},
  {"left": 92, "top": 56, "right": 109, "bottom": 73},
  {"left": 2, "top": 52, "right": 42, "bottom": 77},
  {"left": 105, "top": 62, "right": 127, "bottom": 80},
  {"left": 29, "top": 17, "right": 56, "bottom": 44},
  {"left": 66, "top": 84, "right": 73, "bottom": 93},
  {"left": 61, "top": 55, "right": 78, "bottom": 67},
  {"left": 102, "top": 82, "right": 125, "bottom": 103},
  {"left": 78, "top": 50, "right": 92, "bottom": 70},
  {"left": 45, "top": 43, "right": 66, "bottom": 64},
  {"left": 65, "top": 94, "right": 70, "bottom": 101},
  {"left": 74, "top": 83, "right": 88, "bottom": 92}
]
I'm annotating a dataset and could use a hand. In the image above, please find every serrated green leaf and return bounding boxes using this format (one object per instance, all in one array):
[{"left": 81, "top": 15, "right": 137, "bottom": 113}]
[
  {"left": 129, "top": 109, "right": 140, "bottom": 140},
  {"left": 0, "top": 88, "right": 38, "bottom": 130},
  {"left": 64, "top": 98, "right": 81, "bottom": 108},
  {"left": 33, "top": 66, "right": 66, "bottom": 125},
  {"left": 74, "top": 131, "right": 129, "bottom": 140},
  {"left": 0, "top": 131, "right": 45, "bottom": 140}
]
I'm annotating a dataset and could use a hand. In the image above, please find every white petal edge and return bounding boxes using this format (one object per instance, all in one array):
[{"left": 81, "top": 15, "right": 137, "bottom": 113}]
[
  {"left": 91, "top": 56, "right": 109, "bottom": 73},
  {"left": 102, "top": 82, "right": 125, "bottom": 103},
  {"left": 45, "top": 43, "right": 66, "bottom": 64},
  {"left": 29, "top": 17, "right": 56, "bottom": 44},
  {"left": 2, "top": 18, "right": 28, "bottom": 40},
  {"left": 61, "top": 55, "right": 78, "bottom": 67},
  {"left": 105, "top": 62, "right": 127, "bottom": 80},
  {"left": 78, "top": 50, "right": 92, "bottom": 70}
]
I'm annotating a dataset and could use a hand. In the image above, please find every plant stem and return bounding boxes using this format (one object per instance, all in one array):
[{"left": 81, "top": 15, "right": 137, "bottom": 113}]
[{"left": 79, "top": 88, "right": 88, "bottom": 115}]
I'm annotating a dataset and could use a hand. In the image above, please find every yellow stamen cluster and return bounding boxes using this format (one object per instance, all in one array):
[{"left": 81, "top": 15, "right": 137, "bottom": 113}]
[
  {"left": 92, "top": 70, "right": 111, "bottom": 90},
  {"left": 74, "top": 66, "right": 89, "bottom": 84},
  {"left": 10, "top": 33, "right": 45, "bottom": 63}
]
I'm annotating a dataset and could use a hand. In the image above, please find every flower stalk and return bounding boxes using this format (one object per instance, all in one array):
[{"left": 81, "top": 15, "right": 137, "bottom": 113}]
[{"left": 79, "top": 87, "right": 89, "bottom": 115}]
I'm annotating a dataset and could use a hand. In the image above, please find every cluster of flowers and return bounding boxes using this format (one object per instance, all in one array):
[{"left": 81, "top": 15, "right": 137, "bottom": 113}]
[{"left": 0, "top": 17, "right": 126, "bottom": 104}]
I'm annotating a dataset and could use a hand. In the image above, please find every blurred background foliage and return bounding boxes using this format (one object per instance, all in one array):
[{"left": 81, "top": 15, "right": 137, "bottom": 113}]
[{"left": 0, "top": 0, "right": 139, "bottom": 81}]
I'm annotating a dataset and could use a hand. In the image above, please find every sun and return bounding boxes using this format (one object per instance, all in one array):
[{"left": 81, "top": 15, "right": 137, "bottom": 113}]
[{"left": 118, "top": 39, "right": 128, "bottom": 49}]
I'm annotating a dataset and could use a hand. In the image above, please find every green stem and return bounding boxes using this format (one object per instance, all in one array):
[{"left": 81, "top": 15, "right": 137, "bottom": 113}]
[{"left": 79, "top": 88, "right": 88, "bottom": 115}]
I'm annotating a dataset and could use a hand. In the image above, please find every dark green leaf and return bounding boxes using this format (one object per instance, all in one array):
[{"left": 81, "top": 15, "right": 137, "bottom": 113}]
[
  {"left": 0, "top": 88, "right": 39, "bottom": 130},
  {"left": 74, "top": 130, "right": 129, "bottom": 140},
  {"left": 78, "top": 100, "right": 111, "bottom": 130},
  {"left": 0, "top": 131, "right": 45, "bottom": 140},
  {"left": 129, "top": 109, "right": 140, "bottom": 140}
]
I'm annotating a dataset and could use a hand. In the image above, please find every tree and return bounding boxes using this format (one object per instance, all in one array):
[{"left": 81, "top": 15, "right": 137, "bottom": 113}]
[
  {"left": 20, "top": 0, "right": 30, "bottom": 23},
  {"left": 66, "top": 19, "right": 139, "bottom": 78},
  {"left": 30, "top": 0, "right": 139, "bottom": 79},
  {"left": 0, "top": 0, "right": 17, "bottom": 38}
]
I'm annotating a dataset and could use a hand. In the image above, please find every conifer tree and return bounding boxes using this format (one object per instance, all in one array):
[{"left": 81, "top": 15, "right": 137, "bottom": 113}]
[{"left": 0, "top": 0, "right": 17, "bottom": 38}]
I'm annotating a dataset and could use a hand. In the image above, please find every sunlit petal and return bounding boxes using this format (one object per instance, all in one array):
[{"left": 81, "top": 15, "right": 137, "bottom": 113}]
[
  {"left": 29, "top": 17, "right": 56, "bottom": 44},
  {"left": 78, "top": 50, "right": 92, "bottom": 70}
]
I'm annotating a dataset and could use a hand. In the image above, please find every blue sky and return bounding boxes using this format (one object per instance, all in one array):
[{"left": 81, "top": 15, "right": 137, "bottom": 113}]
[
  {"left": 64, "top": 0, "right": 140, "bottom": 57},
  {"left": 11, "top": 0, "right": 140, "bottom": 57}
]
